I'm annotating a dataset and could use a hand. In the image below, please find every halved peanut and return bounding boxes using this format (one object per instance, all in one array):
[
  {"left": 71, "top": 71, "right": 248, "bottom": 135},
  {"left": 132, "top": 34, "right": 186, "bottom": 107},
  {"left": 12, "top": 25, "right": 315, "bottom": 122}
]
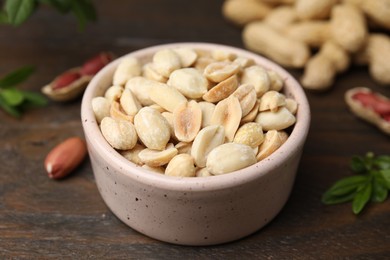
[
  {"left": 233, "top": 57, "right": 255, "bottom": 69},
  {"left": 285, "top": 98, "right": 298, "bottom": 114},
  {"left": 233, "top": 122, "right": 264, "bottom": 148},
  {"left": 194, "top": 56, "right": 215, "bottom": 72},
  {"left": 153, "top": 49, "right": 182, "bottom": 77},
  {"left": 173, "top": 100, "right": 202, "bottom": 142},
  {"left": 203, "top": 61, "right": 240, "bottom": 83},
  {"left": 257, "top": 130, "right": 288, "bottom": 161},
  {"left": 196, "top": 167, "right": 213, "bottom": 177},
  {"left": 134, "top": 107, "right": 171, "bottom": 150},
  {"left": 92, "top": 96, "right": 110, "bottom": 123},
  {"left": 149, "top": 83, "right": 187, "bottom": 113},
  {"left": 268, "top": 70, "right": 284, "bottom": 92},
  {"left": 138, "top": 143, "right": 178, "bottom": 167},
  {"left": 241, "top": 100, "right": 260, "bottom": 124},
  {"left": 142, "top": 63, "right": 168, "bottom": 83},
  {"left": 165, "top": 154, "right": 196, "bottom": 177},
  {"left": 110, "top": 101, "right": 134, "bottom": 122},
  {"left": 191, "top": 125, "right": 225, "bottom": 167},
  {"left": 199, "top": 101, "right": 216, "bottom": 128},
  {"left": 211, "top": 96, "right": 242, "bottom": 142},
  {"left": 255, "top": 107, "right": 296, "bottom": 131},
  {"left": 206, "top": 143, "right": 256, "bottom": 175},
  {"left": 173, "top": 47, "right": 198, "bottom": 67},
  {"left": 232, "top": 84, "right": 257, "bottom": 117},
  {"left": 175, "top": 141, "right": 192, "bottom": 155},
  {"left": 120, "top": 143, "right": 145, "bottom": 166},
  {"left": 104, "top": 85, "right": 123, "bottom": 103},
  {"left": 125, "top": 76, "right": 156, "bottom": 106},
  {"left": 100, "top": 117, "right": 137, "bottom": 150},
  {"left": 167, "top": 68, "right": 208, "bottom": 99},
  {"left": 211, "top": 49, "right": 237, "bottom": 61},
  {"left": 120, "top": 88, "right": 141, "bottom": 116},
  {"left": 202, "top": 74, "right": 239, "bottom": 103},
  {"left": 258, "top": 90, "right": 286, "bottom": 112},
  {"left": 241, "top": 65, "right": 271, "bottom": 97},
  {"left": 113, "top": 57, "right": 141, "bottom": 85}
]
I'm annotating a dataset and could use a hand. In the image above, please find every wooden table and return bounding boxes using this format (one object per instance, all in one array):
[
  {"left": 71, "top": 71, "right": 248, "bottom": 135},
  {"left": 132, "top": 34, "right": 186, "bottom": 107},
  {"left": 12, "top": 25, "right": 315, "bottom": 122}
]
[{"left": 1, "top": 1, "right": 389, "bottom": 258}]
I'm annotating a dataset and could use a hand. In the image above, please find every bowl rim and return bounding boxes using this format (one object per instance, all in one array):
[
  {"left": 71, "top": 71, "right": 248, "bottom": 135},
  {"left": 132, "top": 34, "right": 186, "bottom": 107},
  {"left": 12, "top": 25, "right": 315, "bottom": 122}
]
[{"left": 81, "top": 42, "right": 311, "bottom": 192}]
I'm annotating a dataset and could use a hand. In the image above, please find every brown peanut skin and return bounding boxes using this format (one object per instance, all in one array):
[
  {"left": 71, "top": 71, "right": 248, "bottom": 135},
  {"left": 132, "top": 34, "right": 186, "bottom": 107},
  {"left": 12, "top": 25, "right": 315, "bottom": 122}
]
[{"left": 44, "top": 137, "right": 87, "bottom": 179}]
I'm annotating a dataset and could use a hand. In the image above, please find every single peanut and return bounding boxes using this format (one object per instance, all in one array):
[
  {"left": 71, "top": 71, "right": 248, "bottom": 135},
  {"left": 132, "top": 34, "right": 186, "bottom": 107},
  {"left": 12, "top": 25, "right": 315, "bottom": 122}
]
[{"left": 44, "top": 137, "right": 87, "bottom": 179}]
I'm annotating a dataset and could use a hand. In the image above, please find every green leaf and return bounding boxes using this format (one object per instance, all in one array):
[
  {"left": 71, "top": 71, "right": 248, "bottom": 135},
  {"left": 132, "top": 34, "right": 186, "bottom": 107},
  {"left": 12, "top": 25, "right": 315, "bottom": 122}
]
[
  {"left": 22, "top": 90, "right": 47, "bottom": 106},
  {"left": 0, "top": 88, "right": 24, "bottom": 106},
  {"left": 0, "top": 10, "right": 9, "bottom": 23},
  {"left": 0, "top": 95, "right": 21, "bottom": 117},
  {"left": 38, "top": 0, "right": 71, "bottom": 13},
  {"left": 371, "top": 176, "right": 388, "bottom": 202},
  {"left": 380, "top": 169, "right": 390, "bottom": 188},
  {"left": 0, "top": 66, "right": 35, "bottom": 88},
  {"left": 5, "top": 0, "right": 37, "bottom": 26},
  {"left": 322, "top": 191, "right": 357, "bottom": 205},
  {"left": 352, "top": 183, "right": 372, "bottom": 214},
  {"left": 350, "top": 156, "right": 367, "bottom": 174},
  {"left": 323, "top": 175, "right": 368, "bottom": 196},
  {"left": 70, "top": 0, "right": 96, "bottom": 30},
  {"left": 374, "top": 156, "right": 390, "bottom": 170}
]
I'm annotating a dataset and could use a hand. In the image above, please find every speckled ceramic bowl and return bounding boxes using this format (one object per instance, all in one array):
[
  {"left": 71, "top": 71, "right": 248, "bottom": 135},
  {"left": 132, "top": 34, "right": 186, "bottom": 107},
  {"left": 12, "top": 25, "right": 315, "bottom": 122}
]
[{"left": 81, "top": 43, "right": 310, "bottom": 246}]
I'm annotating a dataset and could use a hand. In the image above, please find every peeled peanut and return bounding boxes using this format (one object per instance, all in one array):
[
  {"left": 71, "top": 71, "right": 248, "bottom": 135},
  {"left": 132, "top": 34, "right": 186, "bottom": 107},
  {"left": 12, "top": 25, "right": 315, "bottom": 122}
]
[
  {"left": 191, "top": 125, "right": 225, "bottom": 167},
  {"left": 241, "top": 100, "right": 260, "bottom": 124},
  {"left": 44, "top": 137, "right": 87, "bottom": 179},
  {"left": 196, "top": 167, "right": 213, "bottom": 177},
  {"left": 203, "top": 61, "right": 240, "bottom": 83},
  {"left": 92, "top": 97, "right": 110, "bottom": 123},
  {"left": 203, "top": 74, "right": 239, "bottom": 103},
  {"left": 257, "top": 130, "right": 287, "bottom": 161},
  {"left": 134, "top": 107, "right": 171, "bottom": 150},
  {"left": 211, "top": 96, "right": 242, "bottom": 142},
  {"left": 153, "top": 49, "right": 182, "bottom": 77},
  {"left": 259, "top": 90, "right": 286, "bottom": 112},
  {"left": 110, "top": 101, "right": 134, "bottom": 122},
  {"left": 138, "top": 144, "right": 178, "bottom": 167},
  {"left": 285, "top": 98, "right": 298, "bottom": 115},
  {"left": 256, "top": 107, "right": 296, "bottom": 131},
  {"left": 113, "top": 57, "right": 141, "bottom": 85},
  {"left": 211, "top": 50, "right": 237, "bottom": 61},
  {"left": 120, "top": 143, "right": 145, "bottom": 166},
  {"left": 206, "top": 143, "right": 256, "bottom": 175},
  {"left": 267, "top": 70, "right": 284, "bottom": 92},
  {"left": 232, "top": 84, "right": 257, "bottom": 117},
  {"left": 104, "top": 85, "right": 123, "bottom": 103},
  {"left": 241, "top": 65, "right": 271, "bottom": 97},
  {"left": 173, "top": 100, "right": 202, "bottom": 142},
  {"left": 120, "top": 88, "right": 141, "bottom": 116},
  {"left": 173, "top": 47, "right": 198, "bottom": 67},
  {"left": 165, "top": 154, "right": 196, "bottom": 177},
  {"left": 100, "top": 117, "right": 137, "bottom": 150},
  {"left": 199, "top": 101, "right": 216, "bottom": 128},
  {"left": 167, "top": 68, "right": 208, "bottom": 99},
  {"left": 149, "top": 83, "right": 187, "bottom": 113},
  {"left": 125, "top": 76, "right": 156, "bottom": 106},
  {"left": 233, "top": 122, "right": 264, "bottom": 148},
  {"left": 142, "top": 63, "right": 167, "bottom": 83}
]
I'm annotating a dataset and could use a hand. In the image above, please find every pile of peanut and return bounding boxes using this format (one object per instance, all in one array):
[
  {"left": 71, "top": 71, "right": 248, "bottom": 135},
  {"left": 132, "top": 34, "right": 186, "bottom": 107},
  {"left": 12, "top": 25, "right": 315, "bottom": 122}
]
[
  {"left": 223, "top": 0, "right": 390, "bottom": 91},
  {"left": 92, "top": 47, "right": 298, "bottom": 177}
]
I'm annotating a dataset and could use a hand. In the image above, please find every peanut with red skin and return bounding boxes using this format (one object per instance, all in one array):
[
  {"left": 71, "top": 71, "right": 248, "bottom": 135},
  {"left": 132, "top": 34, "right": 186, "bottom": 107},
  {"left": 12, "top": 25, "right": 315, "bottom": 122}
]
[
  {"left": 80, "top": 52, "right": 113, "bottom": 76},
  {"left": 352, "top": 92, "right": 390, "bottom": 121},
  {"left": 52, "top": 71, "right": 81, "bottom": 90},
  {"left": 44, "top": 137, "right": 87, "bottom": 179}
]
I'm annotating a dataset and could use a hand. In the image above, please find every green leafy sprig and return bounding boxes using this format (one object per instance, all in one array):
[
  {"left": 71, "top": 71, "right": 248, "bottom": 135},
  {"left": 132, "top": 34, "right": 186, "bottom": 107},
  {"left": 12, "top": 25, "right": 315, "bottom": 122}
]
[
  {"left": 322, "top": 152, "right": 390, "bottom": 214},
  {"left": 0, "top": 66, "right": 47, "bottom": 118},
  {"left": 0, "top": 0, "right": 97, "bottom": 30}
]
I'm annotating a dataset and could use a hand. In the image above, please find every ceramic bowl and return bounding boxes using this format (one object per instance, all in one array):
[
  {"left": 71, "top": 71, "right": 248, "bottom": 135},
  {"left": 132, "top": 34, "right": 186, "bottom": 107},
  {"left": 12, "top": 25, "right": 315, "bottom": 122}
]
[{"left": 81, "top": 42, "right": 310, "bottom": 246}]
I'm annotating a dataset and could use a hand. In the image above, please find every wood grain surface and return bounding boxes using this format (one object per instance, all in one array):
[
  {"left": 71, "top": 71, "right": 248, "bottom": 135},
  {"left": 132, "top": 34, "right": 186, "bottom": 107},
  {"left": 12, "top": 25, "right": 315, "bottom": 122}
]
[{"left": 1, "top": 1, "right": 389, "bottom": 259}]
